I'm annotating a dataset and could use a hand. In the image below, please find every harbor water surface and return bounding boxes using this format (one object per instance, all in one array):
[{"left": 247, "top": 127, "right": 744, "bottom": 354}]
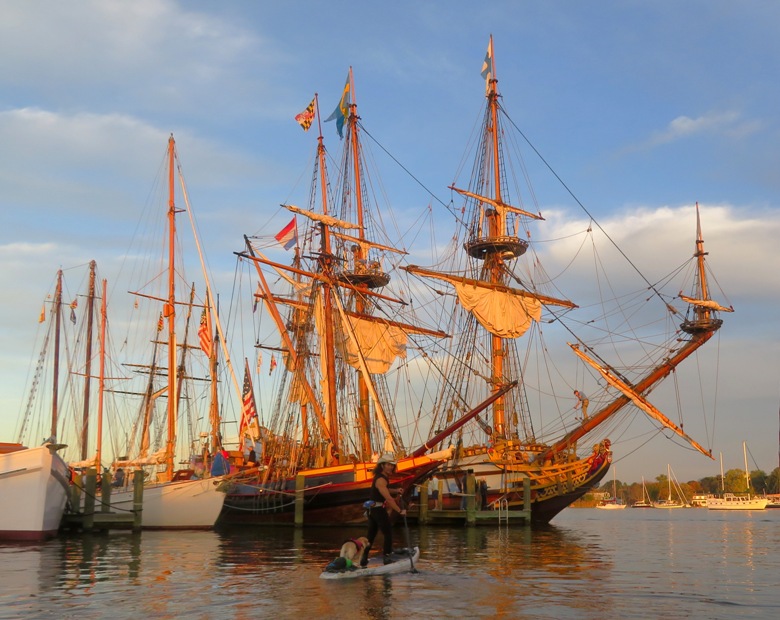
[{"left": 1, "top": 508, "right": 778, "bottom": 619}]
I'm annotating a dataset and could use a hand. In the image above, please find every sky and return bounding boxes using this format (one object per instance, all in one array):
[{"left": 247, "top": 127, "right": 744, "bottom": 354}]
[{"left": 1, "top": 0, "right": 779, "bottom": 484}]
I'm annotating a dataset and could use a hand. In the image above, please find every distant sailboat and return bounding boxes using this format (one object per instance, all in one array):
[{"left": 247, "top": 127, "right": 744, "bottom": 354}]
[
  {"left": 707, "top": 442, "right": 768, "bottom": 510},
  {"left": 653, "top": 464, "right": 687, "bottom": 508},
  {"left": 596, "top": 467, "right": 626, "bottom": 510},
  {"left": 632, "top": 477, "right": 654, "bottom": 508}
]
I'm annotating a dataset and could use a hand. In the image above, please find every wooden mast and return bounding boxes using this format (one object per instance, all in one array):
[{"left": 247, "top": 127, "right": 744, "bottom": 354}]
[
  {"left": 51, "top": 270, "right": 63, "bottom": 440},
  {"left": 315, "top": 111, "right": 340, "bottom": 464},
  {"left": 485, "top": 35, "right": 507, "bottom": 438},
  {"left": 345, "top": 67, "right": 374, "bottom": 460},
  {"left": 164, "top": 134, "right": 177, "bottom": 481},
  {"left": 80, "top": 260, "right": 97, "bottom": 460},
  {"left": 96, "top": 278, "right": 107, "bottom": 468}
]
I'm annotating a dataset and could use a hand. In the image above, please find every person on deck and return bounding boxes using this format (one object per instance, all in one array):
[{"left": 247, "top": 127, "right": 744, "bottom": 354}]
[
  {"left": 574, "top": 390, "right": 589, "bottom": 420},
  {"left": 211, "top": 447, "right": 230, "bottom": 476},
  {"left": 112, "top": 467, "right": 125, "bottom": 487},
  {"left": 362, "top": 453, "right": 406, "bottom": 566}
]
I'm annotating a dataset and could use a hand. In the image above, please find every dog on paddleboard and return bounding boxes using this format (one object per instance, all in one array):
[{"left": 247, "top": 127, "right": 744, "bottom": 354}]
[
  {"left": 324, "top": 536, "right": 370, "bottom": 572},
  {"left": 339, "top": 536, "right": 370, "bottom": 565}
]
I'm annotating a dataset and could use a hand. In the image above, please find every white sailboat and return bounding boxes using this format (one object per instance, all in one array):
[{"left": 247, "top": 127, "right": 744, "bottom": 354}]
[
  {"left": 632, "top": 477, "right": 654, "bottom": 508},
  {"left": 653, "top": 464, "right": 687, "bottom": 508},
  {"left": 596, "top": 467, "right": 626, "bottom": 510},
  {"left": 106, "top": 136, "right": 231, "bottom": 528},
  {"left": 0, "top": 441, "right": 70, "bottom": 541},
  {"left": 2, "top": 270, "right": 72, "bottom": 541},
  {"left": 707, "top": 442, "right": 768, "bottom": 510}
]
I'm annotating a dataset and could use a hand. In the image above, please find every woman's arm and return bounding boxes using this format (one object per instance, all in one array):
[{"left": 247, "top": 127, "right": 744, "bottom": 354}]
[{"left": 376, "top": 477, "right": 405, "bottom": 514}]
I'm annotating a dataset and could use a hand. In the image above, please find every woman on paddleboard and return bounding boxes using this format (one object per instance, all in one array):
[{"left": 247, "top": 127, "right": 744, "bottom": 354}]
[{"left": 362, "top": 453, "right": 406, "bottom": 566}]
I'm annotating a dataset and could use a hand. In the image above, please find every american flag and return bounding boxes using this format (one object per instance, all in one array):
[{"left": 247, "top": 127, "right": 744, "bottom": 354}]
[
  {"left": 240, "top": 358, "right": 258, "bottom": 437},
  {"left": 198, "top": 305, "right": 212, "bottom": 357}
]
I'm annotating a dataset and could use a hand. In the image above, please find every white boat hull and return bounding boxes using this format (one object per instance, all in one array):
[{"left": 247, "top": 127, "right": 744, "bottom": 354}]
[
  {"left": 109, "top": 476, "right": 226, "bottom": 529},
  {"left": 0, "top": 444, "right": 70, "bottom": 541},
  {"left": 596, "top": 503, "right": 626, "bottom": 510},
  {"left": 706, "top": 494, "right": 768, "bottom": 510}
]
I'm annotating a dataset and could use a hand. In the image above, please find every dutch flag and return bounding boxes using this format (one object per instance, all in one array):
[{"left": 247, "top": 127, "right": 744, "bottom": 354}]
[{"left": 275, "top": 217, "right": 297, "bottom": 251}]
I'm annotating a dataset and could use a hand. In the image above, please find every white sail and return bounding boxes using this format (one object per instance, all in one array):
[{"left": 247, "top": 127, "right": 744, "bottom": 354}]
[
  {"left": 341, "top": 315, "right": 407, "bottom": 374},
  {"left": 454, "top": 281, "right": 542, "bottom": 338}
]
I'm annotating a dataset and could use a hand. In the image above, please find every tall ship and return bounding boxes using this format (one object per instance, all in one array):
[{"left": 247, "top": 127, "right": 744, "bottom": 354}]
[
  {"left": 221, "top": 71, "right": 492, "bottom": 525},
  {"left": 403, "top": 36, "right": 731, "bottom": 524}
]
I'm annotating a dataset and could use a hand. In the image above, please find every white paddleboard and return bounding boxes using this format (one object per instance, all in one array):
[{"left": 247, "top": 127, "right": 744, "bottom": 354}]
[{"left": 320, "top": 547, "right": 420, "bottom": 579}]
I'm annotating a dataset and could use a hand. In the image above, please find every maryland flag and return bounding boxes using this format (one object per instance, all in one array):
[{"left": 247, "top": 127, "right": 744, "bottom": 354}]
[
  {"left": 39, "top": 304, "right": 46, "bottom": 323},
  {"left": 157, "top": 312, "right": 164, "bottom": 332},
  {"left": 294, "top": 96, "right": 316, "bottom": 131}
]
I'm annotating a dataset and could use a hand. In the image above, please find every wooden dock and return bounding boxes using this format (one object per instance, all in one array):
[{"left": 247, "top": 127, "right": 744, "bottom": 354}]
[
  {"left": 61, "top": 467, "right": 144, "bottom": 532},
  {"left": 411, "top": 471, "right": 532, "bottom": 526}
]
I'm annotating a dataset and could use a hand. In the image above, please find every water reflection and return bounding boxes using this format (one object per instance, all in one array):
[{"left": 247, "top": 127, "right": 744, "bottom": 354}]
[{"left": 1, "top": 511, "right": 777, "bottom": 619}]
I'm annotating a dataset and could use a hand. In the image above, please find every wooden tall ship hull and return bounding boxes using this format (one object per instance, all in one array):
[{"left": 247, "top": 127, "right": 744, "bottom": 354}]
[
  {"left": 422, "top": 442, "right": 611, "bottom": 524},
  {"left": 0, "top": 443, "right": 71, "bottom": 541},
  {"left": 220, "top": 451, "right": 448, "bottom": 526}
]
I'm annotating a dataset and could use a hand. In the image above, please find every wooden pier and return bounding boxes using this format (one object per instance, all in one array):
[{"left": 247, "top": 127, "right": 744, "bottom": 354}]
[
  {"left": 411, "top": 470, "right": 532, "bottom": 526},
  {"left": 61, "top": 468, "right": 144, "bottom": 532}
]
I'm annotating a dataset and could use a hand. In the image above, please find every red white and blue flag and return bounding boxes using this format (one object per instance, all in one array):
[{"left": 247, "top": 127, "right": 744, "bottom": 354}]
[
  {"left": 275, "top": 217, "right": 297, "bottom": 250},
  {"left": 240, "top": 358, "right": 259, "bottom": 438}
]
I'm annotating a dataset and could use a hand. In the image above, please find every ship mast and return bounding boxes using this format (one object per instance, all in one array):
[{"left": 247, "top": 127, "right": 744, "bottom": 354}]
[
  {"left": 51, "top": 270, "right": 63, "bottom": 441},
  {"left": 96, "top": 278, "right": 107, "bottom": 468},
  {"left": 163, "top": 134, "right": 178, "bottom": 481},
  {"left": 80, "top": 260, "right": 97, "bottom": 460},
  {"left": 345, "top": 68, "right": 375, "bottom": 459},
  {"left": 315, "top": 121, "right": 341, "bottom": 463},
  {"left": 462, "top": 37, "right": 529, "bottom": 439}
]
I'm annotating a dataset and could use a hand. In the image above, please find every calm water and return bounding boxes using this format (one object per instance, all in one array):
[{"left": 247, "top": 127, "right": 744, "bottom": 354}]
[{"left": 1, "top": 509, "right": 778, "bottom": 619}]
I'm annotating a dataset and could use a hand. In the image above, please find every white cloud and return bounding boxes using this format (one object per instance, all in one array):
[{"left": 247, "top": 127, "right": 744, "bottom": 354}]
[{"left": 626, "top": 111, "right": 763, "bottom": 152}]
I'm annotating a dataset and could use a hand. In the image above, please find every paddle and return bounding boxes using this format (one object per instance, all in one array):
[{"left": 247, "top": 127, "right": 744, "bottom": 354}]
[{"left": 402, "top": 512, "right": 418, "bottom": 574}]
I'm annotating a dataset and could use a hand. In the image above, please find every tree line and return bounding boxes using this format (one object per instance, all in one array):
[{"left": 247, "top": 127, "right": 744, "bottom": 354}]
[{"left": 596, "top": 467, "right": 780, "bottom": 503}]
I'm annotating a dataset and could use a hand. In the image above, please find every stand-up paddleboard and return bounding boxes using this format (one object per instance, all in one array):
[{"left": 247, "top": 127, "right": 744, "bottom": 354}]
[{"left": 320, "top": 547, "right": 420, "bottom": 579}]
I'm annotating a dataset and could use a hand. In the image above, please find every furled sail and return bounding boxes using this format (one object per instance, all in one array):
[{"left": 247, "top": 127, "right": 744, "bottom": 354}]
[
  {"left": 454, "top": 281, "right": 542, "bottom": 338},
  {"left": 679, "top": 294, "right": 733, "bottom": 313},
  {"left": 284, "top": 204, "right": 361, "bottom": 230}
]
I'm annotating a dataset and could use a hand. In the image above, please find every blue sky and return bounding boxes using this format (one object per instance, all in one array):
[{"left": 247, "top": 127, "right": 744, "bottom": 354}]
[{"left": 1, "top": 0, "right": 779, "bottom": 484}]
